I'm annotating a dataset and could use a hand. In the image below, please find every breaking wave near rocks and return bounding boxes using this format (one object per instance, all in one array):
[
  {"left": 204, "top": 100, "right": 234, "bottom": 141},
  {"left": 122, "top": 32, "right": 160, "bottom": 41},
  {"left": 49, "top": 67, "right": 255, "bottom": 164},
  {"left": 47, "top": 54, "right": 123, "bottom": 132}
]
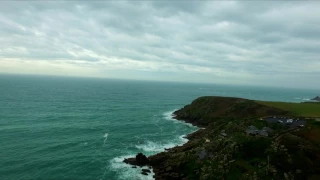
[
  {"left": 163, "top": 109, "right": 195, "bottom": 127},
  {"left": 108, "top": 109, "right": 198, "bottom": 180}
]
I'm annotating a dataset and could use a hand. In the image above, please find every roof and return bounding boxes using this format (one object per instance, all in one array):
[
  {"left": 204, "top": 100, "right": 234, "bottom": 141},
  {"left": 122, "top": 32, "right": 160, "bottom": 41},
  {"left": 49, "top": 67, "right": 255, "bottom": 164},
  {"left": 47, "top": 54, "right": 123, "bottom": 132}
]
[
  {"left": 258, "top": 131, "right": 268, "bottom": 137},
  {"left": 248, "top": 125, "right": 258, "bottom": 131},
  {"left": 198, "top": 149, "right": 207, "bottom": 159},
  {"left": 246, "top": 129, "right": 257, "bottom": 135}
]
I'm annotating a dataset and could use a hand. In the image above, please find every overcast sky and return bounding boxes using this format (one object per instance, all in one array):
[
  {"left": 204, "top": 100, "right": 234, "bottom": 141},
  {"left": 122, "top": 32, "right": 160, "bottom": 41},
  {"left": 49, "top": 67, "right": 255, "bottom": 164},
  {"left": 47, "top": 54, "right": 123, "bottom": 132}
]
[{"left": 0, "top": 1, "right": 320, "bottom": 88}]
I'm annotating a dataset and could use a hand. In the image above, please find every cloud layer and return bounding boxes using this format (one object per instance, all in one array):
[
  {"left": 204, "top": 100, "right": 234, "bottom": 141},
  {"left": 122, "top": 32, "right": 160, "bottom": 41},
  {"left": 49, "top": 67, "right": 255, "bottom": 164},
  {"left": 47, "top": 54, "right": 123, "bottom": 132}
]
[{"left": 1, "top": 1, "right": 320, "bottom": 88}]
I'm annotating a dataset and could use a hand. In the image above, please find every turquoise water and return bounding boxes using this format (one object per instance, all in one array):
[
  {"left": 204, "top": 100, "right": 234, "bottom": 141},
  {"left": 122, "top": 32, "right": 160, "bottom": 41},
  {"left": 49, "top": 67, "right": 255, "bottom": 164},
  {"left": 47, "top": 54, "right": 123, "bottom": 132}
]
[{"left": 0, "top": 75, "right": 318, "bottom": 180}]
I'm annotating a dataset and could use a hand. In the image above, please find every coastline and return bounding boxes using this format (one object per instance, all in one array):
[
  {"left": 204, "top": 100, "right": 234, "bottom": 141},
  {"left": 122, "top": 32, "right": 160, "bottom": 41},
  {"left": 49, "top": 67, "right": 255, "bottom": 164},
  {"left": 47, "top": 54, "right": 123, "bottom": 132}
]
[
  {"left": 117, "top": 109, "right": 199, "bottom": 180},
  {"left": 124, "top": 96, "right": 320, "bottom": 180},
  {"left": 121, "top": 109, "right": 205, "bottom": 179}
]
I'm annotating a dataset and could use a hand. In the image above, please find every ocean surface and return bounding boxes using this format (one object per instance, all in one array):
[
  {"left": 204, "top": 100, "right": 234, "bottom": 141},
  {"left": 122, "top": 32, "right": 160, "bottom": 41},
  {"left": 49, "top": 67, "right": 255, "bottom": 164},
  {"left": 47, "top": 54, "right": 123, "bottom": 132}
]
[{"left": 0, "top": 75, "right": 318, "bottom": 180}]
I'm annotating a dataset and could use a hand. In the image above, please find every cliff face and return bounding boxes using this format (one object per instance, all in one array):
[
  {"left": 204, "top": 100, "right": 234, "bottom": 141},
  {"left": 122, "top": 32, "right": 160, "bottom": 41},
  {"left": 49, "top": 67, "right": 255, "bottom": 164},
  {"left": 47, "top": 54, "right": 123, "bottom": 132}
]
[{"left": 125, "top": 96, "right": 320, "bottom": 180}]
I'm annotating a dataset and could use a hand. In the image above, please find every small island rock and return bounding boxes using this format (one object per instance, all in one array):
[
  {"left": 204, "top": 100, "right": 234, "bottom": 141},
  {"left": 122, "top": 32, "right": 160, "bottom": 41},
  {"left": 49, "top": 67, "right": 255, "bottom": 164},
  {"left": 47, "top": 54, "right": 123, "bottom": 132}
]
[
  {"left": 311, "top": 96, "right": 320, "bottom": 101},
  {"left": 123, "top": 153, "right": 149, "bottom": 166}
]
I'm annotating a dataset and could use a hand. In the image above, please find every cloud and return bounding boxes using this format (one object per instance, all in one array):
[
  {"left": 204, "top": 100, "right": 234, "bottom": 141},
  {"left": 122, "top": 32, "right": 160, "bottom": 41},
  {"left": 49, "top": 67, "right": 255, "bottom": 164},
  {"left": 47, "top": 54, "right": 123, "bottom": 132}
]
[{"left": 0, "top": 1, "right": 320, "bottom": 88}]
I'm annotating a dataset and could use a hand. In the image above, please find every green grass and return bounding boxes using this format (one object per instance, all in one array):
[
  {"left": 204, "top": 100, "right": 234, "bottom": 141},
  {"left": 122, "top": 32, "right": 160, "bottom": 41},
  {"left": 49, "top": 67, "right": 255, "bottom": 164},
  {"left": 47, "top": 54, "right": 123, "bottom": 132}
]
[{"left": 256, "top": 101, "right": 320, "bottom": 117}]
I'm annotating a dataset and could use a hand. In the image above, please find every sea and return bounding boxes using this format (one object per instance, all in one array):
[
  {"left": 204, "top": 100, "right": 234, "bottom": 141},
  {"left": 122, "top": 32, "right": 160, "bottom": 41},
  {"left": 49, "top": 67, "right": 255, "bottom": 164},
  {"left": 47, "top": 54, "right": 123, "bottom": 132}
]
[{"left": 0, "top": 74, "right": 318, "bottom": 180}]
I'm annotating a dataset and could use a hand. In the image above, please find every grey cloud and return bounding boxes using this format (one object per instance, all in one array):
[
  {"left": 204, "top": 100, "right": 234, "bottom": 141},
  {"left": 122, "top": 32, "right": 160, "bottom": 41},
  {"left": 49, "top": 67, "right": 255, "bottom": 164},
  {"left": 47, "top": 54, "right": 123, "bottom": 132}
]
[{"left": 0, "top": 1, "right": 320, "bottom": 88}]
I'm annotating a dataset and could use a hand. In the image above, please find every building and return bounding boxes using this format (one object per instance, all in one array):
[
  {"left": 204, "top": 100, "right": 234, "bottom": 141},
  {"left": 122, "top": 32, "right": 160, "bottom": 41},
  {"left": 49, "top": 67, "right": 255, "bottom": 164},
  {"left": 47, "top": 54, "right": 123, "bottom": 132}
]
[
  {"left": 262, "top": 127, "right": 274, "bottom": 134},
  {"left": 258, "top": 130, "right": 268, "bottom": 137},
  {"left": 245, "top": 125, "right": 259, "bottom": 135},
  {"left": 245, "top": 126, "right": 274, "bottom": 137}
]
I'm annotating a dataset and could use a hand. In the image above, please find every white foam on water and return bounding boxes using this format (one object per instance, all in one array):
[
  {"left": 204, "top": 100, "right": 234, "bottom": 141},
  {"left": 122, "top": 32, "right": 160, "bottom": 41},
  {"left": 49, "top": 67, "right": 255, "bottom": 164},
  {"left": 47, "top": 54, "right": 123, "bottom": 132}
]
[
  {"left": 109, "top": 155, "right": 155, "bottom": 180},
  {"left": 135, "top": 134, "right": 192, "bottom": 153},
  {"left": 163, "top": 109, "right": 177, "bottom": 121},
  {"left": 179, "top": 135, "right": 189, "bottom": 144},
  {"left": 135, "top": 141, "right": 177, "bottom": 153},
  {"left": 109, "top": 109, "right": 199, "bottom": 180},
  {"left": 163, "top": 109, "right": 196, "bottom": 128},
  {"left": 294, "top": 97, "right": 311, "bottom": 101}
]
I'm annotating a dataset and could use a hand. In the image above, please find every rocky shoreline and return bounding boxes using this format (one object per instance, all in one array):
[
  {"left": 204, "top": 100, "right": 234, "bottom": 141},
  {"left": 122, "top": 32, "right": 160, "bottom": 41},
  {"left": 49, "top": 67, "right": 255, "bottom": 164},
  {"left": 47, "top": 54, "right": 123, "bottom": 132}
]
[
  {"left": 123, "top": 113, "right": 202, "bottom": 178},
  {"left": 124, "top": 96, "right": 320, "bottom": 179}
]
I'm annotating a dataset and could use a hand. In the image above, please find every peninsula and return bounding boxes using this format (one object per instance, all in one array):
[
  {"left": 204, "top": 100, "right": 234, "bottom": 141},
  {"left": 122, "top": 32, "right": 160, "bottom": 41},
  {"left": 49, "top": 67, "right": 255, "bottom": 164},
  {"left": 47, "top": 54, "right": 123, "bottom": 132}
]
[{"left": 124, "top": 96, "right": 320, "bottom": 179}]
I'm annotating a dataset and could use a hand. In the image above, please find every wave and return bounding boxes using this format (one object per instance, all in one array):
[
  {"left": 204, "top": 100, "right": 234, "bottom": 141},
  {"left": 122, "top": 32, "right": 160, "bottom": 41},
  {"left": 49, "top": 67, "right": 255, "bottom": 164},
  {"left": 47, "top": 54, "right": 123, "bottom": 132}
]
[
  {"left": 135, "top": 136, "right": 190, "bottom": 153},
  {"left": 109, "top": 155, "right": 155, "bottom": 180},
  {"left": 294, "top": 97, "right": 311, "bottom": 101},
  {"left": 109, "top": 109, "right": 198, "bottom": 180},
  {"left": 135, "top": 141, "right": 178, "bottom": 153},
  {"left": 163, "top": 109, "right": 178, "bottom": 120},
  {"left": 179, "top": 135, "right": 189, "bottom": 144},
  {"left": 163, "top": 109, "right": 195, "bottom": 128}
]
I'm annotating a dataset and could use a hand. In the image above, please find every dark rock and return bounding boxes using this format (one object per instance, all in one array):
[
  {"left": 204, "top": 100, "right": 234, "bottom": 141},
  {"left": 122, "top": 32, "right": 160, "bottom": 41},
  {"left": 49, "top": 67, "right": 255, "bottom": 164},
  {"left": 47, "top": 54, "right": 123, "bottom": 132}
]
[
  {"left": 136, "top": 153, "right": 149, "bottom": 166},
  {"left": 123, "top": 158, "right": 136, "bottom": 165},
  {"left": 141, "top": 172, "right": 148, "bottom": 176},
  {"left": 132, "top": 165, "right": 137, "bottom": 168},
  {"left": 123, "top": 153, "right": 149, "bottom": 166},
  {"left": 311, "top": 96, "right": 320, "bottom": 101},
  {"left": 142, "top": 168, "right": 151, "bottom": 173}
]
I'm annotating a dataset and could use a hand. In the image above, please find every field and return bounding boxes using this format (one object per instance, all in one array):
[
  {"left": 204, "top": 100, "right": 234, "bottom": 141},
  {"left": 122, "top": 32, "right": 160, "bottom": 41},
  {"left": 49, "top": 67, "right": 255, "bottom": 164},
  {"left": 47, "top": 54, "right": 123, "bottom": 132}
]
[{"left": 256, "top": 101, "right": 320, "bottom": 117}]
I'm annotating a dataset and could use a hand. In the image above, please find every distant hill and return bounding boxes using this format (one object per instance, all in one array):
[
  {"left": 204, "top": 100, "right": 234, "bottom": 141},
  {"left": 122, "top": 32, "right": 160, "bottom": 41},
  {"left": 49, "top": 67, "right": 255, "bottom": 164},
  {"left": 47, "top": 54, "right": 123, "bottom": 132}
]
[{"left": 311, "top": 96, "right": 320, "bottom": 101}]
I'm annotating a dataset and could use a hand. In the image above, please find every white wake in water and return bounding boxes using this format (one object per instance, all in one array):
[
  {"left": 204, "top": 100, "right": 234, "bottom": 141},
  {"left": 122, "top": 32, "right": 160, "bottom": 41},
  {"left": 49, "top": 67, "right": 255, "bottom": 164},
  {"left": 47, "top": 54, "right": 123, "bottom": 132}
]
[{"left": 103, "top": 133, "right": 108, "bottom": 144}]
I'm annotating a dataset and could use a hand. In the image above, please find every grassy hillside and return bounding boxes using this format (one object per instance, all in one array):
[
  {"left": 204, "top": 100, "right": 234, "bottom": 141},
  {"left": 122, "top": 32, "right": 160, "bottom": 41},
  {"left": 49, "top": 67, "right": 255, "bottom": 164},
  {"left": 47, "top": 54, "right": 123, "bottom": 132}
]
[
  {"left": 256, "top": 101, "right": 320, "bottom": 117},
  {"left": 174, "top": 96, "right": 288, "bottom": 126}
]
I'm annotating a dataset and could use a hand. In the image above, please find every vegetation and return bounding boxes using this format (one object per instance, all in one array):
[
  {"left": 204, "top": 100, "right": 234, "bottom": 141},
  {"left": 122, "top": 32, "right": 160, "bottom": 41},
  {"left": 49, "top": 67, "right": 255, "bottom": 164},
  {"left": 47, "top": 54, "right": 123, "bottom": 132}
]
[
  {"left": 126, "top": 96, "right": 320, "bottom": 179},
  {"left": 256, "top": 100, "right": 320, "bottom": 117}
]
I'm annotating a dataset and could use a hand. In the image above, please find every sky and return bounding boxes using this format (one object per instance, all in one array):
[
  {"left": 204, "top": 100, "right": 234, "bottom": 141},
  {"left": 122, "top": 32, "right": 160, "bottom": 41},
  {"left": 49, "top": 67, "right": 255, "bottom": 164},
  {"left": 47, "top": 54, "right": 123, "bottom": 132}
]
[{"left": 0, "top": 1, "right": 320, "bottom": 88}]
